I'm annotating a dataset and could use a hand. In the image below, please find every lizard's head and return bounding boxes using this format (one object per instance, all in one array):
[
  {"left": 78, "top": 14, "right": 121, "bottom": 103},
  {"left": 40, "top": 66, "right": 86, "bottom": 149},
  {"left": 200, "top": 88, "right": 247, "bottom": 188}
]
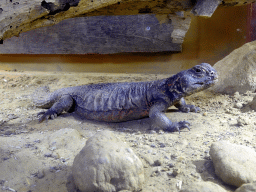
[{"left": 170, "top": 63, "right": 218, "bottom": 96}]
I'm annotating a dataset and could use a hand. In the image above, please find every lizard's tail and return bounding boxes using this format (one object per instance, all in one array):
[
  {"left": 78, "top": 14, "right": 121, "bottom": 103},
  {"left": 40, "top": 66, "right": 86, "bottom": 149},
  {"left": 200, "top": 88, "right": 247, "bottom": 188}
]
[{"left": 31, "top": 86, "right": 53, "bottom": 108}]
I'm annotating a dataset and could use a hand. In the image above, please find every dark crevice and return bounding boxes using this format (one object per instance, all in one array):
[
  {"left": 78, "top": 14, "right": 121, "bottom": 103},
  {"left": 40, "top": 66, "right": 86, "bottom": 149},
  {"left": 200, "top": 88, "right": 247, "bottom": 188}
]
[
  {"left": 191, "top": 0, "right": 197, "bottom": 6},
  {"left": 138, "top": 6, "right": 152, "bottom": 13}
]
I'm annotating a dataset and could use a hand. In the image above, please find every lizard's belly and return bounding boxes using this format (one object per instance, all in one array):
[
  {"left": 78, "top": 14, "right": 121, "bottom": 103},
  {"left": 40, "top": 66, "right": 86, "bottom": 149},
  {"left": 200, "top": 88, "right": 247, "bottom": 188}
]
[{"left": 75, "top": 106, "right": 150, "bottom": 122}]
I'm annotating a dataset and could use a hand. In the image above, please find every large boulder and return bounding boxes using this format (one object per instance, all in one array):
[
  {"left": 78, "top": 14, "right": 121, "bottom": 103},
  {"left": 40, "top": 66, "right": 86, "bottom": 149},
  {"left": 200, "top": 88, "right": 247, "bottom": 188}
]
[
  {"left": 72, "top": 130, "right": 144, "bottom": 192},
  {"left": 212, "top": 41, "right": 256, "bottom": 94},
  {"left": 209, "top": 140, "right": 256, "bottom": 187}
]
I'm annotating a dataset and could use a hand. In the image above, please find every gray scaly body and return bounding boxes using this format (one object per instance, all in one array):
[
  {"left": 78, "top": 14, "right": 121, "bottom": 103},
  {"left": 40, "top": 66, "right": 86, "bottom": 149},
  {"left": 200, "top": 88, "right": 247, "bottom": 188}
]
[{"left": 32, "top": 63, "right": 218, "bottom": 132}]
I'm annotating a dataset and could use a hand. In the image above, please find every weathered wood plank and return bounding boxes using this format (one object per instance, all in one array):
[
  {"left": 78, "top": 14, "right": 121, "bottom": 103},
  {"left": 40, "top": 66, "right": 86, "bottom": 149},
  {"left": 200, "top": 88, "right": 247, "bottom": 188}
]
[
  {"left": 0, "top": 14, "right": 190, "bottom": 54},
  {"left": 0, "top": 0, "right": 254, "bottom": 42}
]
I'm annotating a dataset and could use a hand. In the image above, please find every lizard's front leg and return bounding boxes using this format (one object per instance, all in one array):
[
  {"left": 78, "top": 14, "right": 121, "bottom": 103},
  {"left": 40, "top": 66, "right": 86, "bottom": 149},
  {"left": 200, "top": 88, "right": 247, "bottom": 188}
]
[
  {"left": 174, "top": 97, "right": 200, "bottom": 113},
  {"left": 149, "top": 101, "right": 190, "bottom": 133},
  {"left": 38, "top": 95, "right": 73, "bottom": 122}
]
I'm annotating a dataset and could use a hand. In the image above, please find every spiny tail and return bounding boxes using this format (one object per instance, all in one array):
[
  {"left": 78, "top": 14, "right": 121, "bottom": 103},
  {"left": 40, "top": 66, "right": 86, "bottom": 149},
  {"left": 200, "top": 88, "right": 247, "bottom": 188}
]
[{"left": 31, "top": 86, "right": 54, "bottom": 108}]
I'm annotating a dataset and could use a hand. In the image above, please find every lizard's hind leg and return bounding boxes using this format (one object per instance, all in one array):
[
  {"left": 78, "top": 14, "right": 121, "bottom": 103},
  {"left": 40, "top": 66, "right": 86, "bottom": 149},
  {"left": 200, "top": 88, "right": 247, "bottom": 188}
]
[{"left": 38, "top": 95, "right": 73, "bottom": 123}]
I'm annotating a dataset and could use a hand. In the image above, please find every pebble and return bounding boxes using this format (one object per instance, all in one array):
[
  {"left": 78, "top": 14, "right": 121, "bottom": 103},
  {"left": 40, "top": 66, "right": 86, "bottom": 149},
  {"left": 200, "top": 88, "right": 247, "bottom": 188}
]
[
  {"left": 235, "top": 102, "right": 243, "bottom": 109},
  {"left": 237, "top": 116, "right": 250, "bottom": 126},
  {"left": 150, "top": 144, "right": 156, "bottom": 148},
  {"left": 159, "top": 143, "right": 166, "bottom": 148},
  {"left": 151, "top": 167, "right": 161, "bottom": 177},
  {"left": 140, "top": 154, "right": 154, "bottom": 166},
  {"left": 176, "top": 180, "right": 182, "bottom": 190},
  {"left": 168, "top": 163, "right": 175, "bottom": 168},
  {"left": 171, "top": 154, "right": 178, "bottom": 160},
  {"left": 172, "top": 168, "right": 180, "bottom": 177},
  {"left": 44, "top": 153, "right": 52, "bottom": 157},
  {"left": 153, "top": 159, "right": 162, "bottom": 166},
  {"left": 37, "top": 170, "right": 45, "bottom": 179}
]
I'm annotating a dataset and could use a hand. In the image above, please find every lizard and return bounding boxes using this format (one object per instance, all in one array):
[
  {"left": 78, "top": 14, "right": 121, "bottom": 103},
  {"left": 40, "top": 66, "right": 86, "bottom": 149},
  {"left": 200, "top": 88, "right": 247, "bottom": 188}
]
[{"left": 32, "top": 63, "right": 218, "bottom": 132}]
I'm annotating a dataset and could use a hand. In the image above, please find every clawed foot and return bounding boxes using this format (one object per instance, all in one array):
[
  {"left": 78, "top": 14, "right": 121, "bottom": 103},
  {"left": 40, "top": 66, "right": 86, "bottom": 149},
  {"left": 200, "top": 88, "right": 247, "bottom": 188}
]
[
  {"left": 179, "top": 105, "right": 200, "bottom": 113},
  {"left": 37, "top": 109, "right": 58, "bottom": 123},
  {"left": 165, "top": 121, "right": 190, "bottom": 133}
]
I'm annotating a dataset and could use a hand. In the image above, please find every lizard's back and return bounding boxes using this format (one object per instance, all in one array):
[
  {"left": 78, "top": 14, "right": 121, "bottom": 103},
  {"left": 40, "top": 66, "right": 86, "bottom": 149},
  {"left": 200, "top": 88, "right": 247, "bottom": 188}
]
[{"left": 51, "top": 80, "right": 164, "bottom": 122}]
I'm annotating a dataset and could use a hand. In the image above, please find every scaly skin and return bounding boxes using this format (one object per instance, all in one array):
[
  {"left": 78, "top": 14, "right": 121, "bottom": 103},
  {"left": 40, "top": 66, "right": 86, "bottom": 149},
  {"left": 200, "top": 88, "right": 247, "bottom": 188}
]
[{"left": 32, "top": 63, "right": 218, "bottom": 132}]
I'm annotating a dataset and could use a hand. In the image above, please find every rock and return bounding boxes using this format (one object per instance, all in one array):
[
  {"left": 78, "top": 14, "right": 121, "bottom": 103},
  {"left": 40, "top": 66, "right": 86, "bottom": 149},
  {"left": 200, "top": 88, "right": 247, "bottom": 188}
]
[
  {"left": 209, "top": 141, "right": 256, "bottom": 187},
  {"left": 234, "top": 102, "right": 243, "bottom": 109},
  {"left": 180, "top": 181, "right": 227, "bottom": 192},
  {"left": 140, "top": 154, "right": 154, "bottom": 166},
  {"left": 235, "top": 183, "right": 256, "bottom": 192},
  {"left": 248, "top": 96, "right": 256, "bottom": 111},
  {"left": 212, "top": 41, "right": 256, "bottom": 94},
  {"left": 72, "top": 131, "right": 144, "bottom": 192},
  {"left": 237, "top": 116, "right": 250, "bottom": 126},
  {"left": 191, "top": 0, "right": 221, "bottom": 17}
]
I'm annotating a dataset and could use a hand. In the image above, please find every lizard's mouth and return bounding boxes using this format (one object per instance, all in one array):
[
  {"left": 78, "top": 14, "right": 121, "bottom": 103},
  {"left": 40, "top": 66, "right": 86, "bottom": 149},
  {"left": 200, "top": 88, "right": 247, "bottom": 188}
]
[{"left": 194, "top": 78, "right": 218, "bottom": 86}]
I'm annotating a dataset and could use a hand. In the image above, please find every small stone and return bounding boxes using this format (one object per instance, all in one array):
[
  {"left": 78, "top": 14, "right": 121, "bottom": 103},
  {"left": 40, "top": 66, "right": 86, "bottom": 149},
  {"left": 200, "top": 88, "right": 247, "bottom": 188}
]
[
  {"left": 37, "top": 170, "right": 45, "bottom": 179},
  {"left": 44, "top": 153, "right": 52, "bottom": 157},
  {"left": 237, "top": 116, "right": 250, "bottom": 126},
  {"left": 159, "top": 143, "right": 166, "bottom": 148},
  {"left": 150, "top": 144, "right": 156, "bottom": 148},
  {"left": 171, "top": 154, "right": 178, "bottom": 160},
  {"left": 176, "top": 180, "right": 182, "bottom": 190},
  {"left": 168, "top": 163, "right": 175, "bottom": 168},
  {"left": 4, "top": 130, "right": 13, "bottom": 135},
  {"left": 151, "top": 167, "right": 161, "bottom": 177},
  {"left": 235, "top": 102, "right": 243, "bottom": 109},
  {"left": 0, "top": 180, "right": 5, "bottom": 185},
  {"left": 154, "top": 159, "right": 162, "bottom": 166},
  {"left": 149, "top": 130, "right": 156, "bottom": 134},
  {"left": 234, "top": 92, "right": 240, "bottom": 97},
  {"left": 140, "top": 154, "right": 154, "bottom": 166},
  {"left": 203, "top": 112, "right": 208, "bottom": 116},
  {"left": 172, "top": 168, "right": 180, "bottom": 177},
  {"left": 191, "top": 172, "right": 201, "bottom": 179}
]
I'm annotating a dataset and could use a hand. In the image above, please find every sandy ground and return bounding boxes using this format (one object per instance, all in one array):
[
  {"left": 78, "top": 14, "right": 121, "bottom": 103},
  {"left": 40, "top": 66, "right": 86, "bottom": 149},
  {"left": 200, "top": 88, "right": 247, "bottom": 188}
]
[{"left": 0, "top": 69, "right": 255, "bottom": 192}]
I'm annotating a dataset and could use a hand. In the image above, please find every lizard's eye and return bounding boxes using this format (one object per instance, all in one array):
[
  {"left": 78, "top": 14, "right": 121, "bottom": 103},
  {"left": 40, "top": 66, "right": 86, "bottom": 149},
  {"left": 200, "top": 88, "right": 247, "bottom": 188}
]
[{"left": 195, "top": 68, "right": 201, "bottom": 73}]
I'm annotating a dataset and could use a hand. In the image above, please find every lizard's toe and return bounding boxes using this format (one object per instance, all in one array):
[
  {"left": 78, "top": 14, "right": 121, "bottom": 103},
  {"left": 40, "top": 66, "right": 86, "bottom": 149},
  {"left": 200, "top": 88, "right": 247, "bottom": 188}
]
[
  {"left": 179, "top": 105, "right": 200, "bottom": 113},
  {"left": 191, "top": 106, "right": 201, "bottom": 113},
  {"left": 165, "top": 121, "right": 191, "bottom": 133},
  {"left": 38, "top": 110, "right": 58, "bottom": 123}
]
